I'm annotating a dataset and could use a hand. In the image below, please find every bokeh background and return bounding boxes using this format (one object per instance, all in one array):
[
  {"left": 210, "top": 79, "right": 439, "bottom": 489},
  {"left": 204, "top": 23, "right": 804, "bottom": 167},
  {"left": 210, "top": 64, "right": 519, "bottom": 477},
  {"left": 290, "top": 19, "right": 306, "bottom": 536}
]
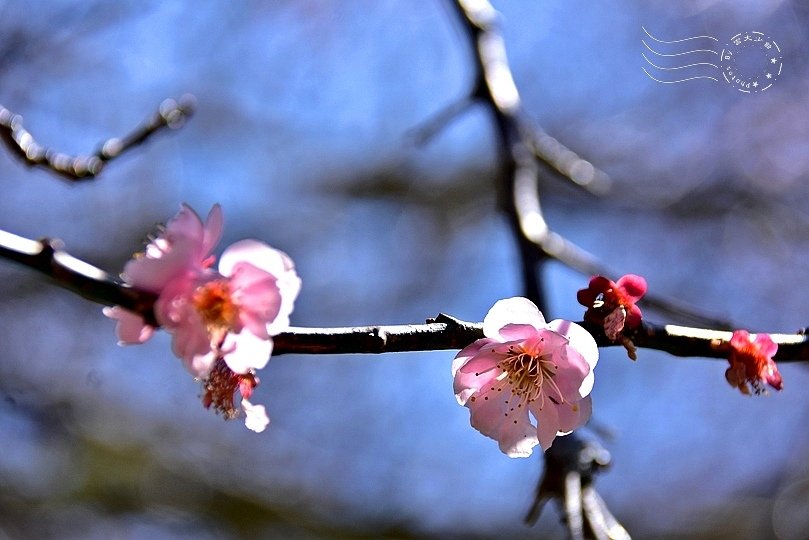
[{"left": 2, "top": 1, "right": 809, "bottom": 538}]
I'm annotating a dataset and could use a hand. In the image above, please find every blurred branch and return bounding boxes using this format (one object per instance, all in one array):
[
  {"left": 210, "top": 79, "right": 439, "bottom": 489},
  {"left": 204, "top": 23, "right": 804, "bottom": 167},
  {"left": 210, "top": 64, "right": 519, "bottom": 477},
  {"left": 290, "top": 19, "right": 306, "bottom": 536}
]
[
  {"left": 407, "top": 95, "right": 475, "bottom": 146},
  {"left": 525, "top": 435, "right": 629, "bottom": 540},
  {"left": 0, "top": 94, "right": 195, "bottom": 181},
  {"left": 442, "top": 0, "right": 731, "bottom": 332}
]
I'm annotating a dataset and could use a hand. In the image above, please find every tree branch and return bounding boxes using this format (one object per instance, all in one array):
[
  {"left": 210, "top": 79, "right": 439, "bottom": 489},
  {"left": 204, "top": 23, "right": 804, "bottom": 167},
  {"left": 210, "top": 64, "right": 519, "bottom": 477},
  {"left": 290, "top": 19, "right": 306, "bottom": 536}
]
[
  {"left": 0, "top": 230, "right": 157, "bottom": 325},
  {"left": 274, "top": 320, "right": 809, "bottom": 361},
  {"left": 2, "top": 230, "right": 807, "bottom": 361},
  {"left": 0, "top": 94, "right": 195, "bottom": 181}
]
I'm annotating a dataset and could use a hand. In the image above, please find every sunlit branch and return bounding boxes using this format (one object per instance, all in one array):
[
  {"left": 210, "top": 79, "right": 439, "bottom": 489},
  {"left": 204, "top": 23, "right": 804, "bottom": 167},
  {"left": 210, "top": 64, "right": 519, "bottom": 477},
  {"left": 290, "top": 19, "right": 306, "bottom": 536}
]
[
  {"left": 0, "top": 230, "right": 157, "bottom": 325},
  {"left": 273, "top": 315, "right": 483, "bottom": 355},
  {"left": 274, "top": 320, "right": 809, "bottom": 361},
  {"left": 0, "top": 94, "right": 195, "bottom": 181},
  {"left": 3, "top": 230, "right": 806, "bottom": 360},
  {"left": 415, "top": 5, "right": 611, "bottom": 197}
]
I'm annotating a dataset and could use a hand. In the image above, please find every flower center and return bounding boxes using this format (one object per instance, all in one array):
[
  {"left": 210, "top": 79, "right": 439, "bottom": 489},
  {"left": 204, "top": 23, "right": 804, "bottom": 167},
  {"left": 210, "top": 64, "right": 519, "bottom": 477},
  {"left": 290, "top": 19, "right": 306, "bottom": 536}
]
[
  {"left": 193, "top": 280, "right": 240, "bottom": 335},
  {"left": 496, "top": 343, "right": 562, "bottom": 407}
]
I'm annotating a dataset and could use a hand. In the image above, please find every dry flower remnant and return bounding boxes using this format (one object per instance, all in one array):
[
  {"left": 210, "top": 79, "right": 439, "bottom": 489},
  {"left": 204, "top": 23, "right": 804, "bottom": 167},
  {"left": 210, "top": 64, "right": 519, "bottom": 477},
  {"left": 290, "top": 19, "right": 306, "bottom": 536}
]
[
  {"left": 104, "top": 204, "right": 301, "bottom": 431},
  {"left": 452, "top": 297, "right": 598, "bottom": 457}
]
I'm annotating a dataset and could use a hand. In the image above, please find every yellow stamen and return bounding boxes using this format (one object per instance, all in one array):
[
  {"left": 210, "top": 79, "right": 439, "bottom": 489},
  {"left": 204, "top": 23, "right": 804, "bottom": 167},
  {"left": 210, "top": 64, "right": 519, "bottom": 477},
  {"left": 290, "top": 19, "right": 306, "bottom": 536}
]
[
  {"left": 494, "top": 343, "right": 560, "bottom": 409},
  {"left": 192, "top": 280, "right": 239, "bottom": 336}
]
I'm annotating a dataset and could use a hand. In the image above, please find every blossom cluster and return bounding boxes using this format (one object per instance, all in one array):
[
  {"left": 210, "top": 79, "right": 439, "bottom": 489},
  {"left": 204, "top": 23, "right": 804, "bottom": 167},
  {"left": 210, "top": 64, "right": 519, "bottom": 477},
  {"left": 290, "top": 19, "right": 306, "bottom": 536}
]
[
  {"left": 104, "top": 218, "right": 786, "bottom": 446},
  {"left": 105, "top": 204, "right": 300, "bottom": 432}
]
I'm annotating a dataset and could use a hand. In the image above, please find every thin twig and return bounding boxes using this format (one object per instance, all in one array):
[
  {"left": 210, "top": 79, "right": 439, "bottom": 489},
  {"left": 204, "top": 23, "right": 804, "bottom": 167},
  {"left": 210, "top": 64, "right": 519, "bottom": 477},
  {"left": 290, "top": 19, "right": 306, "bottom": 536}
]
[
  {"left": 0, "top": 94, "right": 195, "bottom": 181},
  {"left": 406, "top": 95, "right": 475, "bottom": 146}
]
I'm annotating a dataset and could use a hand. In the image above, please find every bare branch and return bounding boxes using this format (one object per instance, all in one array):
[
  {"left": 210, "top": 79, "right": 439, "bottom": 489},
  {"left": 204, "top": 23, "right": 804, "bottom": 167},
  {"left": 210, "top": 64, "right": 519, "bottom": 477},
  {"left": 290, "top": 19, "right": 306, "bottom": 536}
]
[
  {"left": 0, "top": 94, "right": 195, "bottom": 181},
  {"left": 273, "top": 317, "right": 483, "bottom": 355},
  {"left": 0, "top": 230, "right": 157, "bottom": 325}
]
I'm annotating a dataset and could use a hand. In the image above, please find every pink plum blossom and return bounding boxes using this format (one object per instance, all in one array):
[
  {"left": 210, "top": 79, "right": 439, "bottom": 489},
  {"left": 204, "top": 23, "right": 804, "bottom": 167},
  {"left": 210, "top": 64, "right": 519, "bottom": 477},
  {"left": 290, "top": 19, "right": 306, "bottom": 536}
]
[
  {"left": 105, "top": 204, "right": 301, "bottom": 432},
  {"left": 452, "top": 297, "right": 599, "bottom": 456},
  {"left": 725, "top": 330, "right": 783, "bottom": 395},
  {"left": 123, "top": 203, "right": 223, "bottom": 293}
]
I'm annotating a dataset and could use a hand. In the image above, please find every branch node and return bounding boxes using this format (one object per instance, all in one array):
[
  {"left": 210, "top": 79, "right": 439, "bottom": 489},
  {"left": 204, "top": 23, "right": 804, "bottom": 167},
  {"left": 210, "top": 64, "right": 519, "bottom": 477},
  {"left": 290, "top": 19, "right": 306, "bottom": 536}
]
[
  {"left": 373, "top": 328, "right": 389, "bottom": 349},
  {"left": 431, "top": 312, "right": 464, "bottom": 327}
]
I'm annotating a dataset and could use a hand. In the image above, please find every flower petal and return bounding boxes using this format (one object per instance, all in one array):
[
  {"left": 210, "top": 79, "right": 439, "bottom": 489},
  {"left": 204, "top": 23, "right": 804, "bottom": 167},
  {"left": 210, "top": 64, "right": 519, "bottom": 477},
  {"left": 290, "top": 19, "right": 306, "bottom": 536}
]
[
  {"left": 201, "top": 204, "right": 224, "bottom": 259},
  {"left": 453, "top": 350, "right": 503, "bottom": 405},
  {"left": 730, "top": 329, "right": 751, "bottom": 349},
  {"left": 624, "top": 305, "right": 643, "bottom": 329},
  {"left": 220, "top": 241, "right": 301, "bottom": 336},
  {"left": 155, "top": 285, "right": 213, "bottom": 376},
  {"left": 187, "top": 351, "right": 217, "bottom": 379},
  {"left": 483, "top": 297, "right": 546, "bottom": 339},
  {"left": 549, "top": 347, "right": 592, "bottom": 402},
  {"left": 220, "top": 240, "right": 293, "bottom": 279},
  {"left": 548, "top": 319, "right": 599, "bottom": 372},
  {"left": 168, "top": 203, "right": 205, "bottom": 241},
  {"left": 498, "top": 323, "right": 542, "bottom": 342},
  {"left": 467, "top": 387, "right": 538, "bottom": 457},
  {"left": 228, "top": 262, "right": 281, "bottom": 338},
  {"left": 242, "top": 399, "right": 270, "bottom": 433},
  {"left": 532, "top": 400, "right": 561, "bottom": 451},
  {"left": 555, "top": 396, "right": 592, "bottom": 434},
  {"left": 522, "top": 330, "right": 569, "bottom": 356},
  {"left": 451, "top": 338, "right": 491, "bottom": 374},
  {"left": 616, "top": 274, "right": 647, "bottom": 302},
  {"left": 753, "top": 333, "right": 778, "bottom": 358},
  {"left": 122, "top": 240, "right": 199, "bottom": 292},
  {"left": 222, "top": 331, "right": 273, "bottom": 374},
  {"left": 103, "top": 306, "right": 154, "bottom": 344}
]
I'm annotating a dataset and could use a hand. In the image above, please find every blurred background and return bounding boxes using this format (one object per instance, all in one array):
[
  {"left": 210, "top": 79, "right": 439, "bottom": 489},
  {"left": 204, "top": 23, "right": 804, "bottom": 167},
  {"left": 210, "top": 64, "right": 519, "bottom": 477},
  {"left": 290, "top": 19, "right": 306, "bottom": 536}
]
[{"left": 2, "top": 1, "right": 809, "bottom": 538}]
